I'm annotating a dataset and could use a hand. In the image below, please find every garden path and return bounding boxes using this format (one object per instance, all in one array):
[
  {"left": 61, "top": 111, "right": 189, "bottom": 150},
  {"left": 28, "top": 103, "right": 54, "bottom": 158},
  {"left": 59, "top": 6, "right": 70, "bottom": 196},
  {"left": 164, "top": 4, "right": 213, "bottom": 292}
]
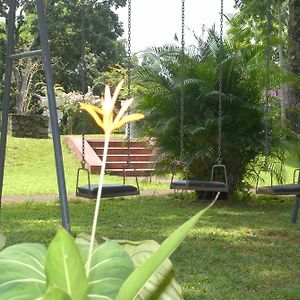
[{"left": 1, "top": 189, "right": 173, "bottom": 203}]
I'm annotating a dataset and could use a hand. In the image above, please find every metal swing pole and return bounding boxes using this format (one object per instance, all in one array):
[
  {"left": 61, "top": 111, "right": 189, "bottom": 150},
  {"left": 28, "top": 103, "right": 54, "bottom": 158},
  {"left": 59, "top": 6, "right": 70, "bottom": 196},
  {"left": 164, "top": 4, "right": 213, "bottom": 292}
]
[
  {"left": 0, "top": 0, "right": 17, "bottom": 212},
  {"left": 0, "top": 0, "right": 70, "bottom": 232},
  {"left": 35, "top": 0, "right": 70, "bottom": 232}
]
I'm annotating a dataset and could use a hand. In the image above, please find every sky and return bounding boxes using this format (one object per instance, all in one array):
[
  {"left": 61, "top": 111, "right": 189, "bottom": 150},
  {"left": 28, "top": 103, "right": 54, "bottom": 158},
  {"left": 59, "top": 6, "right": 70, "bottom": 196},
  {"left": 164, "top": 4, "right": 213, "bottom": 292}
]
[{"left": 116, "top": 0, "right": 237, "bottom": 54}]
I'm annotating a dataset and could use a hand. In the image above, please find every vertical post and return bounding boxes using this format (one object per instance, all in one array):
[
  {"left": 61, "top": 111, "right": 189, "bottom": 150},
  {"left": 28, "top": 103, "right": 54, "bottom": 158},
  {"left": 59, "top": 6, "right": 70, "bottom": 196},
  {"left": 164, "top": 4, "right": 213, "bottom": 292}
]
[
  {"left": 291, "top": 171, "right": 300, "bottom": 224},
  {"left": 291, "top": 197, "right": 299, "bottom": 224},
  {"left": 35, "top": 0, "right": 70, "bottom": 232},
  {"left": 0, "top": 0, "right": 17, "bottom": 209}
]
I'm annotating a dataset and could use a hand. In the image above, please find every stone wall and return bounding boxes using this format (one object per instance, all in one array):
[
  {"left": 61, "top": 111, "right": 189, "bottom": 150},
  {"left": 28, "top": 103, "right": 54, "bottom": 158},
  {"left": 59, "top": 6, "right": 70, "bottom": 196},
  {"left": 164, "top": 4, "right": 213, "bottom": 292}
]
[{"left": 8, "top": 114, "right": 49, "bottom": 138}]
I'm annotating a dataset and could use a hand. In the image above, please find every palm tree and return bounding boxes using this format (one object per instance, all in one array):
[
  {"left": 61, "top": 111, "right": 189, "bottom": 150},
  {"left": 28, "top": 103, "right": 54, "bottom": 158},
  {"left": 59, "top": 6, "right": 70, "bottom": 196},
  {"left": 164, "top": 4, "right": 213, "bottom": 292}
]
[{"left": 134, "top": 30, "right": 283, "bottom": 192}]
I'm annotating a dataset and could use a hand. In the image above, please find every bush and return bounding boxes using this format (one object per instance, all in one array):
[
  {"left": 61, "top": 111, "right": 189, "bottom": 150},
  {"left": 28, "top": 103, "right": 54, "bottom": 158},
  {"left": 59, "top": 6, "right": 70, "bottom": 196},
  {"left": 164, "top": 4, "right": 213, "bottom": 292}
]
[
  {"left": 134, "top": 34, "right": 284, "bottom": 193},
  {"left": 59, "top": 90, "right": 100, "bottom": 135}
]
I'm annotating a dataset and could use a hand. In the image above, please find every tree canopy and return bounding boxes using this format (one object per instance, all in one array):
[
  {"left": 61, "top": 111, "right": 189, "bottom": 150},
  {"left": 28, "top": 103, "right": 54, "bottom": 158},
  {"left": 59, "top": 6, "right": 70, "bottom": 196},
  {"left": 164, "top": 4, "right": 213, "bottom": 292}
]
[{"left": 0, "top": 0, "right": 128, "bottom": 114}]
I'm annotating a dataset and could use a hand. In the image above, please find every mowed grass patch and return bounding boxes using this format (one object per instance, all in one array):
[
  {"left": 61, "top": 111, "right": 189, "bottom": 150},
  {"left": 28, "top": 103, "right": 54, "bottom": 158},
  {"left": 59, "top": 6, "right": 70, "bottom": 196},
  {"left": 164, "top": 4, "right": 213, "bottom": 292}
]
[
  {"left": 1, "top": 194, "right": 300, "bottom": 299},
  {"left": 2, "top": 136, "right": 167, "bottom": 195}
]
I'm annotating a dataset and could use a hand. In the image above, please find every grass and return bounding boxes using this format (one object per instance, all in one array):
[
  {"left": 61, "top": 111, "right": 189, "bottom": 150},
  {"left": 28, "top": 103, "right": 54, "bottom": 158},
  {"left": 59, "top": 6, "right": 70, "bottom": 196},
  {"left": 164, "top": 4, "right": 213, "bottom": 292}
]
[
  {"left": 2, "top": 136, "right": 300, "bottom": 298},
  {"left": 1, "top": 194, "right": 300, "bottom": 299},
  {"left": 2, "top": 136, "right": 168, "bottom": 195}
]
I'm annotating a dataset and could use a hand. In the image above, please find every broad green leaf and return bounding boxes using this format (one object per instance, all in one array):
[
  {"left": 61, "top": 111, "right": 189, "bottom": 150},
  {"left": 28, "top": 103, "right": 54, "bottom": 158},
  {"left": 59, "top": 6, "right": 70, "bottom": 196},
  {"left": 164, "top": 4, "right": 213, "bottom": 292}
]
[
  {"left": 116, "top": 195, "right": 218, "bottom": 300},
  {"left": 118, "top": 239, "right": 183, "bottom": 300},
  {"left": 45, "top": 228, "right": 88, "bottom": 300},
  {"left": 43, "top": 285, "right": 72, "bottom": 300},
  {"left": 0, "top": 243, "right": 47, "bottom": 299},
  {"left": 75, "top": 232, "right": 96, "bottom": 247},
  {"left": 79, "top": 240, "right": 135, "bottom": 300}
]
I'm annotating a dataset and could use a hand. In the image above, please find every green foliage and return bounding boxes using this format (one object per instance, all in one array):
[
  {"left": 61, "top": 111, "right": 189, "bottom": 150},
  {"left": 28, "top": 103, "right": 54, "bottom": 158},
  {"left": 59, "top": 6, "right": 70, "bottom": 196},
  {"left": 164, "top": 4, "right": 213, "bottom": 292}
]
[
  {"left": 0, "top": 243, "right": 47, "bottom": 298},
  {"left": 45, "top": 228, "right": 88, "bottom": 299},
  {"left": 118, "top": 239, "right": 182, "bottom": 299},
  {"left": 92, "top": 64, "right": 128, "bottom": 96},
  {"left": 230, "top": 0, "right": 288, "bottom": 50},
  {"left": 0, "top": 229, "right": 135, "bottom": 300},
  {"left": 0, "top": 201, "right": 216, "bottom": 299},
  {"left": 0, "top": 0, "right": 128, "bottom": 113},
  {"left": 135, "top": 33, "right": 284, "bottom": 192},
  {"left": 58, "top": 91, "right": 100, "bottom": 134},
  {"left": 45, "top": 0, "right": 127, "bottom": 92},
  {"left": 116, "top": 198, "right": 216, "bottom": 300}
]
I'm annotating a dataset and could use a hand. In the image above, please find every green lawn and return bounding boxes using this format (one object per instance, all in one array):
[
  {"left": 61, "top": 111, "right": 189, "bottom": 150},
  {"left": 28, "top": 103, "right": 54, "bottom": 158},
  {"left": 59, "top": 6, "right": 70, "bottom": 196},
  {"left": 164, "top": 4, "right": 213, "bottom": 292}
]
[
  {"left": 1, "top": 194, "right": 300, "bottom": 299},
  {"left": 2, "top": 136, "right": 167, "bottom": 195},
  {"left": 256, "top": 141, "right": 300, "bottom": 187},
  {"left": 1, "top": 137, "right": 300, "bottom": 299}
]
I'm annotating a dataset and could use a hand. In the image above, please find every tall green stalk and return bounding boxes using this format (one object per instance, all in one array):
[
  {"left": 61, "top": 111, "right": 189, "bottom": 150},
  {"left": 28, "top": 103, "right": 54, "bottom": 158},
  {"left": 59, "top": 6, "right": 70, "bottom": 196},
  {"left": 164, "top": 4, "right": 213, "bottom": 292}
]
[{"left": 86, "top": 131, "right": 110, "bottom": 275}]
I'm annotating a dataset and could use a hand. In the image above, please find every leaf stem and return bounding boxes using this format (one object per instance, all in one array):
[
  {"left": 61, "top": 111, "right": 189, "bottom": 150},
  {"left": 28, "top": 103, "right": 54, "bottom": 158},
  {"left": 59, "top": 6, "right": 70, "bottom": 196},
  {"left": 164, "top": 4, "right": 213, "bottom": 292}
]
[{"left": 86, "top": 131, "right": 110, "bottom": 275}]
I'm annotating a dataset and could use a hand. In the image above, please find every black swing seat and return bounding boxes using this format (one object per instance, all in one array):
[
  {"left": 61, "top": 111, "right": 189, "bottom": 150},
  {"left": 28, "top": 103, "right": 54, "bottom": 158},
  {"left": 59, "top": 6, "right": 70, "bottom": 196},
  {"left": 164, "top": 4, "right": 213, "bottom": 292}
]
[
  {"left": 170, "top": 164, "right": 228, "bottom": 193},
  {"left": 256, "top": 183, "right": 300, "bottom": 195},
  {"left": 76, "top": 183, "right": 139, "bottom": 199},
  {"left": 170, "top": 180, "right": 228, "bottom": 192}
]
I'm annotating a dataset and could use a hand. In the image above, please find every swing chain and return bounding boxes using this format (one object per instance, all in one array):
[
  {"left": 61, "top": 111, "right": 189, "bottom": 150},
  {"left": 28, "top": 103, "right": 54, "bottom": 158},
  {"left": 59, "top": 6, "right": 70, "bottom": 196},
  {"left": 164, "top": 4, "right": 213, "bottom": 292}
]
[
  {"left": 127, "top": 0, "right": 132, "bottom": 100},
  {"left": 126, "top": 0, "right": 132, "bottom": 163},
  {"left": 180, "top": 0, "right": 185, "bottom": 161},
  {"left": 264, "top": 0, "right": 271, "bottom": 168},
  {"left": 81, "top": 134, "right": 85, "bottom": 168},
  {"left": 217, "top": 0, "right": 224, "bottom": 165}
]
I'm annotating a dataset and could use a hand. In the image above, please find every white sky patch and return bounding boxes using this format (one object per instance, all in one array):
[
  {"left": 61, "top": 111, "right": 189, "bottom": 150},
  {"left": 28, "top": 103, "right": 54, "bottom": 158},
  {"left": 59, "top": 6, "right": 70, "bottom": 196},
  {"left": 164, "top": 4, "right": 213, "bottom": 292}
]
[{"left": 116, "top": 0, "right": 237, "bottom": 54}]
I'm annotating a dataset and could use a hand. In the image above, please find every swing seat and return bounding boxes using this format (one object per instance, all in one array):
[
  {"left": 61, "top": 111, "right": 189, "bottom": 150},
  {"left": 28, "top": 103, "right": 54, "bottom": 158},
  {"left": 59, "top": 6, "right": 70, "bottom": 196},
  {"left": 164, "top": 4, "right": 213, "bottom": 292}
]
[
  {"left": 76, "top": 183, "right": 139, "bottom": 199},
  {"left": 170, "top": 164, "right": 228, "bottom": 193},
  {"left": 170, "top": 179, "right": 228, "bottom": 192},
  {"left": 256, "top": 183, "right": 300, "bottom": 195}
]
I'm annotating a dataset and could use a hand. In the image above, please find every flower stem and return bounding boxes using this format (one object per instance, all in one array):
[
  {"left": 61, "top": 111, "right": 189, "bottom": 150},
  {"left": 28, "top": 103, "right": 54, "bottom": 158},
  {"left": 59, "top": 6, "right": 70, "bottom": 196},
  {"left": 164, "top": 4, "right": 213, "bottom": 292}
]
[{"left": 86, "top": 131, "right": 110, "bottom": 275}]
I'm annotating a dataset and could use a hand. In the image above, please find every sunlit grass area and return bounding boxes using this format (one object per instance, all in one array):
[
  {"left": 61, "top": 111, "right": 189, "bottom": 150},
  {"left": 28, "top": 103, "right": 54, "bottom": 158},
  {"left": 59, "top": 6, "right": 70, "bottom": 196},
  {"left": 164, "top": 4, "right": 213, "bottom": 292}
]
[
  {"left": 1, "top": 194, "right": 300, "bottom": 299},
  {"left": 252, "top": 141, "right": 300, "bottom": 188},
  {"left": 2, "top": 136, "right": 168, "bottom": 196}
]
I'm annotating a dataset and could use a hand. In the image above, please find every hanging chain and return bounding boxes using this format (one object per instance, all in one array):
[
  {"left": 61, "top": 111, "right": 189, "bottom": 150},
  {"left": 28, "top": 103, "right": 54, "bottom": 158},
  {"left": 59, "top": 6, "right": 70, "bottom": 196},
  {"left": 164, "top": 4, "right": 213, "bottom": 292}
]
[
  {"left": 180, "top": 0, "right": 185, "bottom": 161},
  {"left": 264, "top": 0, "right": 271, "bottom": 167},
  {"left": 81, "top": 134, "right": 85, "bottom": 168},
  {"left": 217, "top": 0, "right": 224, "bottom": 165},
  {"left": 80, "top": 0, "right": 87, "bottom": 94},
  {"left": 126, "top": 0, "right": 132, "bottom": 163}
]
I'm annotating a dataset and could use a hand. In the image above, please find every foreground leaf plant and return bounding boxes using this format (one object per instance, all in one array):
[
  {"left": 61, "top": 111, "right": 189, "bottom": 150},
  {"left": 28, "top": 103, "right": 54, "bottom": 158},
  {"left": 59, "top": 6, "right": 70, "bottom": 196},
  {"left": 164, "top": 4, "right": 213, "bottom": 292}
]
[{"left": 0, "top": 80, "right": 217, "bottom": 299}]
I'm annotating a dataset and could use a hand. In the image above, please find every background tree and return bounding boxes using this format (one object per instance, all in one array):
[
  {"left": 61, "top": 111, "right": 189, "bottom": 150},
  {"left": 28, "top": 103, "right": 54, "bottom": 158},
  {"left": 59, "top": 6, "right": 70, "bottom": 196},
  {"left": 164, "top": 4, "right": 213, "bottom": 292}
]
[
  {"left": 0, "top": 0, "right": 127, "bottom": 115},
  {"left": 286, "top": 0, "right": 300, "bottom": 133},
  {"left": 230, "top": 0, "right": 289, "bottom": 124},
  {"left": 44, "top": 0, "right": 127, "bottom": 93}
]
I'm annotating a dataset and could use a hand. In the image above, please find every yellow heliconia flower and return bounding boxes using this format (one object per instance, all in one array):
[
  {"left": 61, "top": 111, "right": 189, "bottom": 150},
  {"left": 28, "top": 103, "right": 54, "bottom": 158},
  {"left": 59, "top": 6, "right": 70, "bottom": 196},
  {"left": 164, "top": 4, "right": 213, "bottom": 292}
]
[{"left": 80, "top": 80, "right": 144, "bottom": 134}]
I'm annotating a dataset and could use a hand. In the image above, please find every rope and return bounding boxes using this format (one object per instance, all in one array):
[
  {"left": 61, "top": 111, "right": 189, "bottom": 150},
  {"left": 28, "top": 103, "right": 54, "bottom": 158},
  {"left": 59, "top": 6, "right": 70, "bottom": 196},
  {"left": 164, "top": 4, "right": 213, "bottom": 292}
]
[
  {"left": 179, "top": 0, "right": 185, "bottom": 161},
  {"left": 217, "top": 0, "right": 224, "bottom": 165},
  {"left": 126, "top": 0, "right": 132, "bottom": 163}
]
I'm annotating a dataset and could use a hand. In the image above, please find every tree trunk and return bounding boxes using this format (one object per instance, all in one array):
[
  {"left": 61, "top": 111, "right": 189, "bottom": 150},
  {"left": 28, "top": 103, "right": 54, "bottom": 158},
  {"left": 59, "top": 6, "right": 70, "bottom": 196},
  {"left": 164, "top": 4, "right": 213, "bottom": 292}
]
[
  {"left": 287, "top": 0, "right": 300, "bottom": 133},
  {"left": 277, "top": 1, "right": 287, "bottom": 127},
  {"left": 14, "top": 57, "right": 42, "bottom": 115}
]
